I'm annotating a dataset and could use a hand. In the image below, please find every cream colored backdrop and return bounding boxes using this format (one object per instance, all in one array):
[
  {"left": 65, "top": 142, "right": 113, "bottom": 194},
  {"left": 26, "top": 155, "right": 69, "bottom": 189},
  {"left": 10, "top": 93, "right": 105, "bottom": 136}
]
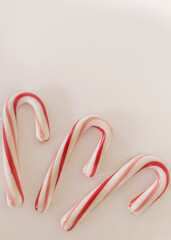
[{"left": 0, "top": 0, "right": 171, "bottom": 239}]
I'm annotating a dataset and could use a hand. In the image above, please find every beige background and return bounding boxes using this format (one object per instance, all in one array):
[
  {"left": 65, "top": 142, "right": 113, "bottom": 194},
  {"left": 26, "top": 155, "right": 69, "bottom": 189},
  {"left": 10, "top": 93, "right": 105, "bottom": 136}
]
[{"left": 1, "top": 0, "right": 171, "bottom": 239}]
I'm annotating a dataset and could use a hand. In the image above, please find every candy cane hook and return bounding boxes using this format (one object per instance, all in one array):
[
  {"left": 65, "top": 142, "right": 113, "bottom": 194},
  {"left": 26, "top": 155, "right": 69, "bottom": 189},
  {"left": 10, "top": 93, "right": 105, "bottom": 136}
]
[
  {"left": 61, "top": 155, "right": 169, "bottom": 231},
  {"left": 35, "top": 115, "right": 113, "bottom": 213},
  {"left": 3, "top": 92, "right": 50, "bottom": 207}
]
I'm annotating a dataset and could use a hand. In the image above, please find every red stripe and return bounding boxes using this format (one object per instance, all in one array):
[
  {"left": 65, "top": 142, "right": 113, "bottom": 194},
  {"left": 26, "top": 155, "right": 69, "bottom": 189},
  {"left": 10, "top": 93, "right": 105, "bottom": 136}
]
[
  {"left": 55, "top": 122, "right": 78, "bottom": 187},
  {"left": 35, "top": 113, "right": 45, "bottom": 140},
  {"left": 67, "top": 173, "right": 115, "bottom": 231},
  {"left": 41, "top": 157, "right": 56, "bottom": 212},
  {"left": 128, "top": 192, "right": 144, "bottom": 208},
  {"left": 3, "top": 125, "right": 24, "bottom": 204},
  {"left": 89, "top": 127, "right": 106, "bottom": 177},
  {"left": 35, "top": 122, "right": 78, "bottom": 212},
  {"left": 104, "top": 155, "right": 147, "bottom": 199},
  {"left": 35, "top": 185, "right": 43, "bottom": 211},
  {"left": 61, "top": 200, "right": 82, "bottom": 229},
  {"left": 5, "top": 100, "right": 17, "bottom": 152}
]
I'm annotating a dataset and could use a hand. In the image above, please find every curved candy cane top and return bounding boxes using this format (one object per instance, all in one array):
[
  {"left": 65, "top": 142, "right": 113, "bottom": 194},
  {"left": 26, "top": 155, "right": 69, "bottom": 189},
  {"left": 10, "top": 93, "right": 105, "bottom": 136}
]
[
  {"left": 61, "top": 155, "right": 169, "bottom": 231},
  {"left": 35, "top": 115, "right": 113, "bottom": 213},
  {"left": 3, "top": 92, "right": 50, "bottom": 207}
]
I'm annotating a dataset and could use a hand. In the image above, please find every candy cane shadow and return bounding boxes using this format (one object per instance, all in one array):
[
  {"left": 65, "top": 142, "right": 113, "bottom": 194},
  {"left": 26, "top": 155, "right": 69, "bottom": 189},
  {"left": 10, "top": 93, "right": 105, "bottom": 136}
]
[
  {"left": 60, "top": 109, "right": 170, "bottom": 232},
  {"left": 38, "top": 116, "right": 113, "bottom": 216},
  {"left": 17, "top": 86, "right": 73, "bottom": 208},
  {"left": 98, "top": 110, "right": 171, "bottom": 235}
]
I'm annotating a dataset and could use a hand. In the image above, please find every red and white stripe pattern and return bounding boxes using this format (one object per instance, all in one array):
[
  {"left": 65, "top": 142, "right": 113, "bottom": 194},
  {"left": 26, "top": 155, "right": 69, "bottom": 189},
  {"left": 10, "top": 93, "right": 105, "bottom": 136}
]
[
  {"left": 61, "top": 155, "right": 169, "bottom": 231},
  {"left": 35, "top": 116, "right": 113, "bottom": 213},
  {"left": 3, "top": 92, "right": 50, "bottom": 207}
]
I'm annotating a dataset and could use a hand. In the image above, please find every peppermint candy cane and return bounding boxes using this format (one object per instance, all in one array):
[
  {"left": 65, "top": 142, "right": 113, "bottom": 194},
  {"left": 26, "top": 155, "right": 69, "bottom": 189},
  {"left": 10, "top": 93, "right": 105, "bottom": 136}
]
[
  {"left": 35, "top": 116, "right": 113, "bottom": 213},
  {"left": 61, "top": 155, "right": 169, "bottom": 231},
  {"left": 3, "top": 92, "right": 50, "bottom": 207}
]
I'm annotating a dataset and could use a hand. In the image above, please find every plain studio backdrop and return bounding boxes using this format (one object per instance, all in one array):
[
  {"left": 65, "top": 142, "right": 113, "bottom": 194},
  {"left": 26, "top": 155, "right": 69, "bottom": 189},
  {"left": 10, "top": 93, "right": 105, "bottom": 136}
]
[{"left": 0, "top": 0, "right": 171, "bottom": 239}]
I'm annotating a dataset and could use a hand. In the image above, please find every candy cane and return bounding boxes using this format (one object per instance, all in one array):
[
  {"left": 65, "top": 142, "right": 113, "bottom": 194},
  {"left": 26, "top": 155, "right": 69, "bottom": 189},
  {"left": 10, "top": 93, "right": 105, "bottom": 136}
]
[
  {"left": 3, "top": 92, "right": 50, "bottom": 207},
  {"left": 61, "top": 155, "right": 169, "bottom": 231},
  {"left": 35, "top": 116, "right": 113, "bottom": 213}
]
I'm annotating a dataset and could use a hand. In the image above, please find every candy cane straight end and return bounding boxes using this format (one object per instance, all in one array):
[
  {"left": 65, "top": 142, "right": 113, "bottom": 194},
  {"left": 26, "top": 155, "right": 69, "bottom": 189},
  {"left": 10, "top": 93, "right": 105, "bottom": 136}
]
[
  {"left": 60, "top": 155, "right": 169, "bottom": 231},
  {"left": 3, "top": 92, "right": 50, "bottom": 207},
  {"left": 7, "top": 195, "right": 24, "bottom": 208},
  {"left": 61, "top": 217, "right": 73, "bottom": 232}
]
